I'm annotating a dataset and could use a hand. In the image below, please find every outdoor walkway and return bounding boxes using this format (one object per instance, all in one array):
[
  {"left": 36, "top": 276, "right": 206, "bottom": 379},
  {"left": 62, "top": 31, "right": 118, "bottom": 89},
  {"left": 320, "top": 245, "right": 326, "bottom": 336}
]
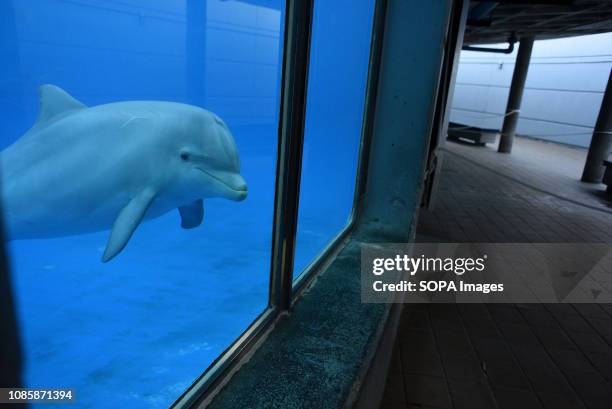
[
  {"left": 380, "top": 137, "right": 612, "bottom": 409},
  {"left": 442, "top": 136, "right": 611, "bottom": 214}
]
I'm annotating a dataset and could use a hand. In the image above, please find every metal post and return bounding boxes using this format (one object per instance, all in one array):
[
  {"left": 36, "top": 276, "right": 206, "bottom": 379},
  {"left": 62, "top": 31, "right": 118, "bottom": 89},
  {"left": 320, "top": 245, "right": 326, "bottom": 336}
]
[
  {"left": 581, "top": 69, "right": 612, "bottom": 183},
  {"left": 498, "top": 36, "right": 534, "bottom": 153},
  {"left": 422, "top": 0, "right": 469, "bottom": 210},
  {"left": 353, "top": 0, "right": 388, "bottom": 217},
  {"left": 171, "top": 3, "right": 312, "bottom": 407},
  {"left": 269, "top": 0, "right": 314, "bottom": 310}
]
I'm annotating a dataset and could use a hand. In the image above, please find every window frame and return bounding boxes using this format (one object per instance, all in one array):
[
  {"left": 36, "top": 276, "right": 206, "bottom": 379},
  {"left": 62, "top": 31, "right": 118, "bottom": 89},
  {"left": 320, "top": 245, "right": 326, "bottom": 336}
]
[
  {"left": 170, "top": 1, "right": 315, "bottom": 406},
  {"left": 291, "top": 0, "right": 386, "bottom": 300},
  {"left": 168, "top": 0, "right": 384, "bottom": 406}
]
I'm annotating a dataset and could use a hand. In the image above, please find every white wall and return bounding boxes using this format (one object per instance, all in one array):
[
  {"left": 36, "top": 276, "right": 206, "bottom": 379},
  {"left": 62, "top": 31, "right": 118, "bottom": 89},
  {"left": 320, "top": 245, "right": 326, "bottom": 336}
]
[{"left": 450, "top": 32, "right": 612, "bottom": 147}]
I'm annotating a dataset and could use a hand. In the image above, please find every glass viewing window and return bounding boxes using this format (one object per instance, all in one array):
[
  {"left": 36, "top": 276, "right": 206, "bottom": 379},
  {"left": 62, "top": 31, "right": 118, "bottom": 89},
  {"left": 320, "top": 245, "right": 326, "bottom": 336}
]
[{"left": 0, "top": 0, "right": 376, "bottom": 407}]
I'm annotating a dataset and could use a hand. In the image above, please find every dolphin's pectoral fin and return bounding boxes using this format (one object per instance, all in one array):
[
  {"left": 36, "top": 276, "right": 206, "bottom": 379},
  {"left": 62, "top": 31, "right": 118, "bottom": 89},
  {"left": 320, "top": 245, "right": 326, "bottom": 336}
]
[
  {"left": 37, "top": 84, "right": 86, "bottom": 125},
  {"left": 102, "top": 189, "right": 156, "bottom": 262},
  {"left": 178, "top": 199, "right": 204, "bottom": 229}
]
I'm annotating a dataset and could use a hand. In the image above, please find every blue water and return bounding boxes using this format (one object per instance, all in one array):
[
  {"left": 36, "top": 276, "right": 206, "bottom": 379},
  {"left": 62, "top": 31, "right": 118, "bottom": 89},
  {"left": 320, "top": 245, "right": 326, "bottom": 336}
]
[
  {"left": 294, "top": 0, "right": 375, "bottom": 278},
  {"left": 0, "top": 0, "right": 373, "bottom": 408}
]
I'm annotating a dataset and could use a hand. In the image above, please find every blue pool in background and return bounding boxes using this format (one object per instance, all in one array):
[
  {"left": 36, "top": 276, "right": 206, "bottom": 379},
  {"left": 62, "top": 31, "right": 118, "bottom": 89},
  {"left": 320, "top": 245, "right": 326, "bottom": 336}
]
[{"left": 0, "top": 1, "right": 374, "bottom": 408}]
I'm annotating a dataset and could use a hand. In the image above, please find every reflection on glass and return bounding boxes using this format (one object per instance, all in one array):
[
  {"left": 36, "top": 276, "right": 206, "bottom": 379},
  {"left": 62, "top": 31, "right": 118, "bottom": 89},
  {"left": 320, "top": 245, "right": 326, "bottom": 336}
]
[
  {"left": 0, "top": 0, "right": 284, "bottom": 407},
  {"left": 293, "top": 0, "right": 375, "bottom": 279}
]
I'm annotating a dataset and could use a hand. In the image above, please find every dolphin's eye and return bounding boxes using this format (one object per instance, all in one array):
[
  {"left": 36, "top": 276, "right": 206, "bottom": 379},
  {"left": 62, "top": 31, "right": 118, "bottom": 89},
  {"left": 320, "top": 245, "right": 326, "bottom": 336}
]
[{"left": 180, "top": 152, "right": 189, "bottom": 161}]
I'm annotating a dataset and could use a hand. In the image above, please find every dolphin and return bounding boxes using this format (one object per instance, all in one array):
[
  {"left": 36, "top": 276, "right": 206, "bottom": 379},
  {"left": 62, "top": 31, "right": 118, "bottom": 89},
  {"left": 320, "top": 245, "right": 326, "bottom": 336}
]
[{"left": 0, "top": 84, "right": 247, "bottom": 262}]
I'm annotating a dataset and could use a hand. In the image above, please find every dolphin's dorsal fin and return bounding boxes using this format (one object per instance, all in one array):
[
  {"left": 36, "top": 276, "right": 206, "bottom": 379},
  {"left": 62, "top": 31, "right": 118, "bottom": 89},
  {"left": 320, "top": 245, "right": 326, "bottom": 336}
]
[
  {"left": 102, "top": 188, "right": 156, "bottom": 262},
  {"left": 178, "top": 199, "right": 204, "bottom": 229},
  {"left": 36, "top": 84, "right": 86, "bottom": 125}
]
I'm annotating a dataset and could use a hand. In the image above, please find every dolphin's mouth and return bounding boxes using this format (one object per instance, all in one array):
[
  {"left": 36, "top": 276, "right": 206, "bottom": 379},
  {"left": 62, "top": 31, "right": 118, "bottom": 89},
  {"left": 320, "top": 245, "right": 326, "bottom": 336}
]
[{"left": 195, "top": 167, "right": 247, "bottom": 193}]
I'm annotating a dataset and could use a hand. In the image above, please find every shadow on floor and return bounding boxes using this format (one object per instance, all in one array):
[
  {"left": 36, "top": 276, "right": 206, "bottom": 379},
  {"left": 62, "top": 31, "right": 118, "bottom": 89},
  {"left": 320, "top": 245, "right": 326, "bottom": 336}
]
[
  {"left": 590, "top": 189, "right": 612, "bottom": 208},
  {"left": 444, "top": 136, "right": 612, "bottom": 213},
  {"left": 380, "top": 148, "right": 612, "bottom": 409}
]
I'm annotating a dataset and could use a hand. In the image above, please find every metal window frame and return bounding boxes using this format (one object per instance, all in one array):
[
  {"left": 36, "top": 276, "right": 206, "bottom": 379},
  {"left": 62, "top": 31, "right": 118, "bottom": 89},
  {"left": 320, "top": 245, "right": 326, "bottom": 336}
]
[
  {"left": 291, "top": 0, "right": 387, "bottom": 300},
  {"left": 268, "top": 0, "right": 314, "bottom": 312},
  {"left": 172, "top": 0, "right": 388, "bottom": 406},
  {"left": 171, "top": 1, "right": 314, "bottom": 407}
]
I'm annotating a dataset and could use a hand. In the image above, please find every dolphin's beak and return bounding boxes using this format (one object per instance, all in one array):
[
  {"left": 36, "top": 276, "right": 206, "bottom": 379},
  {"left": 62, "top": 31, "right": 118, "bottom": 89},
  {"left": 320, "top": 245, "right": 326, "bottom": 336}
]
[
  {"left": 231, "top": 175, "right": 248, "bottom": 201},
  {"left": 234, "top": 189, "right": 247, "bottom": 201},
  {"left": 196, "top": 168, "right": 247, "bottom": 201}
]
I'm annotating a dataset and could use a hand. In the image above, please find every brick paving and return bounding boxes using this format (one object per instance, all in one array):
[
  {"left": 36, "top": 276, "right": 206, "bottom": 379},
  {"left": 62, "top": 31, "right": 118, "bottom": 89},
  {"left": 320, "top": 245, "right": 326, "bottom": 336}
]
[{"left": 380, "top": 138, "right": 612, "bottom": 409}]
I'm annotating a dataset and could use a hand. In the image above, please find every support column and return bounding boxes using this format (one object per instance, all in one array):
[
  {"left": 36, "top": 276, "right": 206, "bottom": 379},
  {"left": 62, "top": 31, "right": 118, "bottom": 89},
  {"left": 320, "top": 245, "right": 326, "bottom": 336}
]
[
  {"left": 356, "top": 0, "right": 452, "bottom": 240},
  {"left": 186, "top": 0, "right": 207, "bottom": 106},
  {"left": 498, "top": 36, "right": 534, "bottom": 153},
  {"left": 581, "top": 70, "right": 612, "bottom": 183}
]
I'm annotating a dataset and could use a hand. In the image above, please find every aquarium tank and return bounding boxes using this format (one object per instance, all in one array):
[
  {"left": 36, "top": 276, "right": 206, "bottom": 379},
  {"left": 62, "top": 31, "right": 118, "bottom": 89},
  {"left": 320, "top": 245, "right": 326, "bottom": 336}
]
[{"left": 0, "top": 0, "right": 374, "bottom": 407}]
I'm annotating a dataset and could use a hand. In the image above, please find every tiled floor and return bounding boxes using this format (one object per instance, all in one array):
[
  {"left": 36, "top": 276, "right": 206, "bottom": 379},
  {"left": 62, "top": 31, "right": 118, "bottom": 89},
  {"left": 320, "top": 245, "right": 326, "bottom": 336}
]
[
  {"left": 441, "top": 136, "right": 611, "bottom": 214},
  {"left": 380, "top": 137, "right": 612, "bottom": 409}
]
